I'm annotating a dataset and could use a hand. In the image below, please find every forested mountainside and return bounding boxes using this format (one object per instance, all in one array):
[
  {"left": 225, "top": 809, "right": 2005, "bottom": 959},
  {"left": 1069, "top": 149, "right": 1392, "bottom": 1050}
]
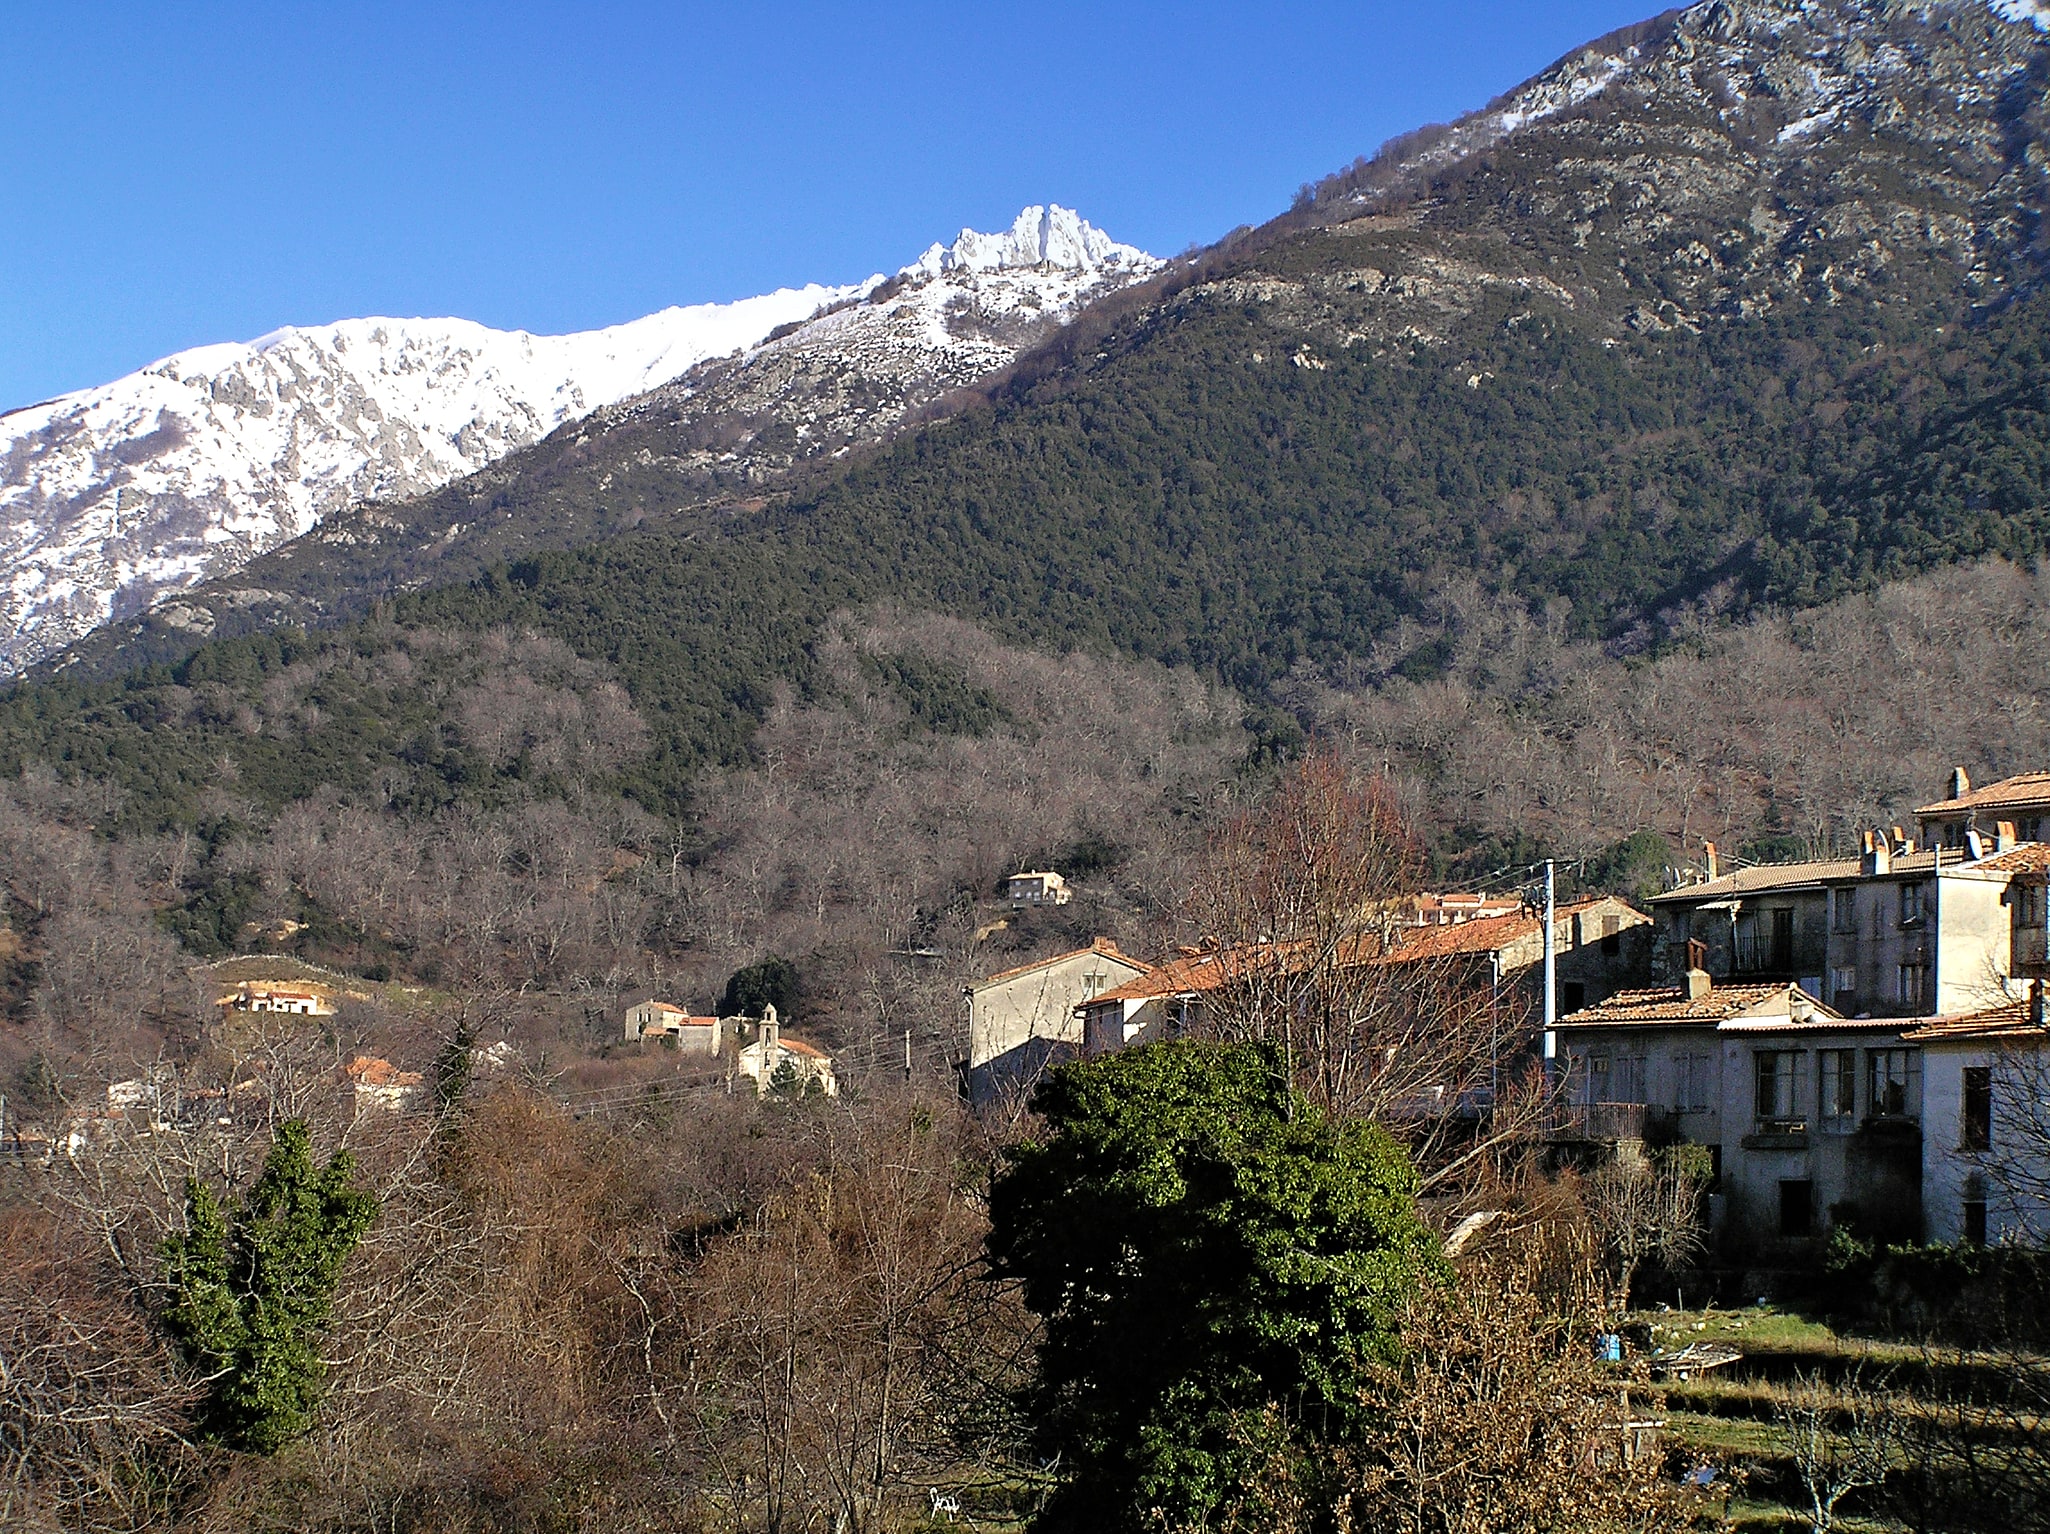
[
  {"left": 54, "top": 0, "right": 2050, "bottom": 680},
  {"left": 12, "top": 0, "right": 2050, "bottom": 1019}
]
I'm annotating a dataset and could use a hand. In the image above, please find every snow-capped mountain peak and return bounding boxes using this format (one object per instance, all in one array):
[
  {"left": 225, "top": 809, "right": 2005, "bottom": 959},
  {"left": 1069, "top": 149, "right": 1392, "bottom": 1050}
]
[
  {"left": 904, "top": 204, "right": 1148, "bottom": 279},
  {"left": 0, "top": 208, "right": 1152, "bottom": 674}
]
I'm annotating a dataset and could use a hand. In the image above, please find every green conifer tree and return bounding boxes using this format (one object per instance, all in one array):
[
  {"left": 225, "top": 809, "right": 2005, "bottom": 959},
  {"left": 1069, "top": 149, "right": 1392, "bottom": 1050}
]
[{"left": 161, "top": 1119, "right": 378, "bottom": 1453}]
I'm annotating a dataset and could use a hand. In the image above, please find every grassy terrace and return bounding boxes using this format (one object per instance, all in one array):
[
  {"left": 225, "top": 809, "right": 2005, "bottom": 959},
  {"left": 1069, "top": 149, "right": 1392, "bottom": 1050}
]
[{"left": 1632, "top": 1304, "right": 2047, "bottom": 1532}]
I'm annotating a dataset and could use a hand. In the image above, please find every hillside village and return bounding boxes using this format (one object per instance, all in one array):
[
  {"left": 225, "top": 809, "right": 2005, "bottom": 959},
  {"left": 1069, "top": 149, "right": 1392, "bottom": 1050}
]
[
  {"left": 18, "top": 765, "right": 2048, "bottom": 1268},
  {"left": 967, "top": 767, "right": 2050, "bottom": 1261}
]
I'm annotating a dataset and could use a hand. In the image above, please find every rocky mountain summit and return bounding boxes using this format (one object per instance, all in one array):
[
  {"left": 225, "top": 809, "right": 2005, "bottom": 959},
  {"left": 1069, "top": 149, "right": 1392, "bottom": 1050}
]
[
  {"left": 6, "top": 206, "right": 1151, "bottom": 676},
  {"left": 1222, "top": 0, "right": 2050, "bottom": 355}
]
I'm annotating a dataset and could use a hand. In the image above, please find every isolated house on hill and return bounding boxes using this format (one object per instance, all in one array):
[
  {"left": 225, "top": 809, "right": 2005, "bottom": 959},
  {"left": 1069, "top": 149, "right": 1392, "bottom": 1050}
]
[
  {"left": 966, "top": 938, "right": 1150, "bottom": 1105},
  {"left": 624, "top": 999, "right": 720, "bottom": 1053},
  {"left": 1006, "top": 871, "right": 1072, "bottom": 907},
  {"left": 217, "top": 981, "right": 336, "bottom": 1018},
  {"left": 1406, "top": 892, "right": 1525, "bottom": 926}
]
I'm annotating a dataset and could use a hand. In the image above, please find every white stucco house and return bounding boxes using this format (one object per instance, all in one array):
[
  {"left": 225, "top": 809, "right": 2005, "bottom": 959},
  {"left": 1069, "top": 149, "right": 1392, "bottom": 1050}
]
[
  {"left": 966, "top": 938, "right": 1150, "bottom": 1105},
  {"left": 1905, "top": 998, "right": 2050, "bottom": 1246}
]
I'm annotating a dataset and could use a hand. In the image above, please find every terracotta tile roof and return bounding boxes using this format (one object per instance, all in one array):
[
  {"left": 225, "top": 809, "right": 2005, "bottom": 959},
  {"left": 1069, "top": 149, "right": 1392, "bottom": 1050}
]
[
  {"left": 1650, "top": 849, "right": 1982, "bottom": 902},
  {"left": 1902, "top": 1001, "right": 2050, "bottom": 1044},
  {"left": 1917, "top": 772, "right": 2050, "bottom": 816},
  {"left": 975, "top": 938, "right": 1149, "bottom": 990},
  {"left": 344, "top": 1055, "right": 423, "bottom": 1088},
  {"left": 778, "top": 1037, "right": 832, "bottom": 1060},
  {"left": 1649, "top": 858, "right": 1861, "bottom": 901},
  {"left": 1381, "top": 897, "right": 1632, "bottom": 962},
  {"left": 1962, "top": 842, "right": 2050, "bottom": 874},
  {"left": 1555, "top": 982, "right": 1829, "bottom": 1028},
  {"left": 1084, "top": 948, "right": 1260, "bottom": 1007}
]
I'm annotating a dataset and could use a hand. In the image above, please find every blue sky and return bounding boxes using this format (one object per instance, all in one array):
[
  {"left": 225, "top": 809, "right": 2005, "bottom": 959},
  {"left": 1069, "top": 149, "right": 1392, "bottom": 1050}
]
[{"left": 1, "top": 1, "right": 1653, "bottom": 411}]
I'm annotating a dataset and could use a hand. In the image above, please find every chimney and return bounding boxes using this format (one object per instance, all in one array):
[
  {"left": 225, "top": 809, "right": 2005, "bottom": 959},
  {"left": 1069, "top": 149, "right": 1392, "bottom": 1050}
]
[
  {"left": 1863, "top": 830, "right": 1891, "bottom": 877},
  {"left": 1703, "top": 840, "right": 1719, "bottom": 881},
  {"left": 1997, "top": 821, "right": 2019, "bottom": 853},
  {"left": 1891, "top": 825, "right": 1910, "bottom": 854},
  {"left": 1683, "top": 938, "right": 1712, "bottom": 1001},
  {"left": 1951, "top": 766, "right": 1971, "bottom": 801}
]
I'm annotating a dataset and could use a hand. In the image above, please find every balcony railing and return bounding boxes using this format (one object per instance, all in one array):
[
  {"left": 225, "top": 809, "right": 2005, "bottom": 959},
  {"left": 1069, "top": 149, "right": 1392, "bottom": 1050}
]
[
  {"left": 1731, "top": 933, "right": 1829, "bottom": 976},
  {"left": 1549, "top": 1102, "right": 1651, "bottom": 1141}
]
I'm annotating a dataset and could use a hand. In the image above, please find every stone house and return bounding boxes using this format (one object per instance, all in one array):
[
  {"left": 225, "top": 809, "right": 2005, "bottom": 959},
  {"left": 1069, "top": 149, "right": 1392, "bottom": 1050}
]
[
  {"left": 966, "top": 938, "right": 1150, "bottom": 1105},
  {"left": 1915, "top": 767, "right": 2050, "bottom": 847},
  {"left": 1555, "top": 967, "right": 1927, "bottom": 1252},
  {"left": 624, "top": 999, "right": 720, "bottom": 1053},
  {"left": 1384, "top": 895, "right": 1654, "bottom": 1018},
  {"left": 1647, "top": 837, "right": 2029, "bottom": 1020},
  {"left": 1076, "top": 948, "right": 1237, "bottom": 1056},
  {"left": 1072, "top": 896, "right": 1654, "bottom": 1060},
  {"left": 343, "top": 1055, "right": 425, "bottom": 1115}
]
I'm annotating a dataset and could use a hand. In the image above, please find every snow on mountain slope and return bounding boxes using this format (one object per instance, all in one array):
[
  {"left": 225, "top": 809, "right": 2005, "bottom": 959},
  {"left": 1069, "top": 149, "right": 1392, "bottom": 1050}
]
[
  {"left": 587, "top": 204, "right": 1158, "bottom": 488},
  {"left": 47, "top": 207, "right": 1161, "bottom": 676},
  {"left": 0, "top": 204, "right": 1151, "bottom": 675},
  {"left": 0, "top": 288, "right": 867, "bottom": 673}
]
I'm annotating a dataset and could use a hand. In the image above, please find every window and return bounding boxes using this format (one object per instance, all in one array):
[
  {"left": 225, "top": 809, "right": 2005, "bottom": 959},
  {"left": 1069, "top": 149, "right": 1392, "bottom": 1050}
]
[
  {"left": 1561, "top": 981, "right": 1586, "bottom": 1013},
  {"left": 1962, "top": 1066, "right": 1992, "bottom": 1151},
  {"left": 1830, "top": 967, "right": 1858, "bottom": 1012},
  {"left": 1770, "top": 908, "right": 1795, "bottom": 970},
  {"left": 1780, "top": 1179, "right": 1814, "bottom": 1238},
  {"left": 1963, "top": 1174, "right": 1988, "bottom": 1247},
  {"left": 1583, "top": 1052, "right": 1611, "bottom": 1106},
  {"left": 1676, "top": 1052, "right": 1715, "bottom": 1113},
  {"left": 1613, "top": 1055, "right": 1647, "bottom": 1104},
  {"left": 1755, "top": 1050, "right": 1809, "bottom": 1131},
  {"left": 1818, "top": 1049, "right": 1857, "bottom": 1132},
  {"left": 2017, "top": 881, "right": 2046, "bottom": 930},
  {"left": 1900, "top": 882, "right": 1926, "bottom": 926},
  {"left": 1832, "top": 888, "right": 1858, "bottom": 933},
  {"left": 1897, "top": 962, "right": 1928, "bottom": 1010},
  {"left": 1867, "top": 1048, "right": 1921, "bottom": 1119}
]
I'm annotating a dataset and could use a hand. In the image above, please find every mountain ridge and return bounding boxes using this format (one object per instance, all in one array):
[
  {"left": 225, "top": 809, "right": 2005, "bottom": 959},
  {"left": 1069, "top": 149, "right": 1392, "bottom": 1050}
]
[
  {"left": 2, "top": 205, "right": 1150, "bottom": 675},
  {"left": 15, "top": 0, "right": 2050, "bottom": 853}
]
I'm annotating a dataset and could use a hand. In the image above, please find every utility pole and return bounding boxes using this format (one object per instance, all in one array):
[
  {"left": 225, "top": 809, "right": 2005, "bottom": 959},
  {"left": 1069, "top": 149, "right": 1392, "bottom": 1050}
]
[{"left": 1542, "top": 858, "right": 1557, "bottom": 1079}]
